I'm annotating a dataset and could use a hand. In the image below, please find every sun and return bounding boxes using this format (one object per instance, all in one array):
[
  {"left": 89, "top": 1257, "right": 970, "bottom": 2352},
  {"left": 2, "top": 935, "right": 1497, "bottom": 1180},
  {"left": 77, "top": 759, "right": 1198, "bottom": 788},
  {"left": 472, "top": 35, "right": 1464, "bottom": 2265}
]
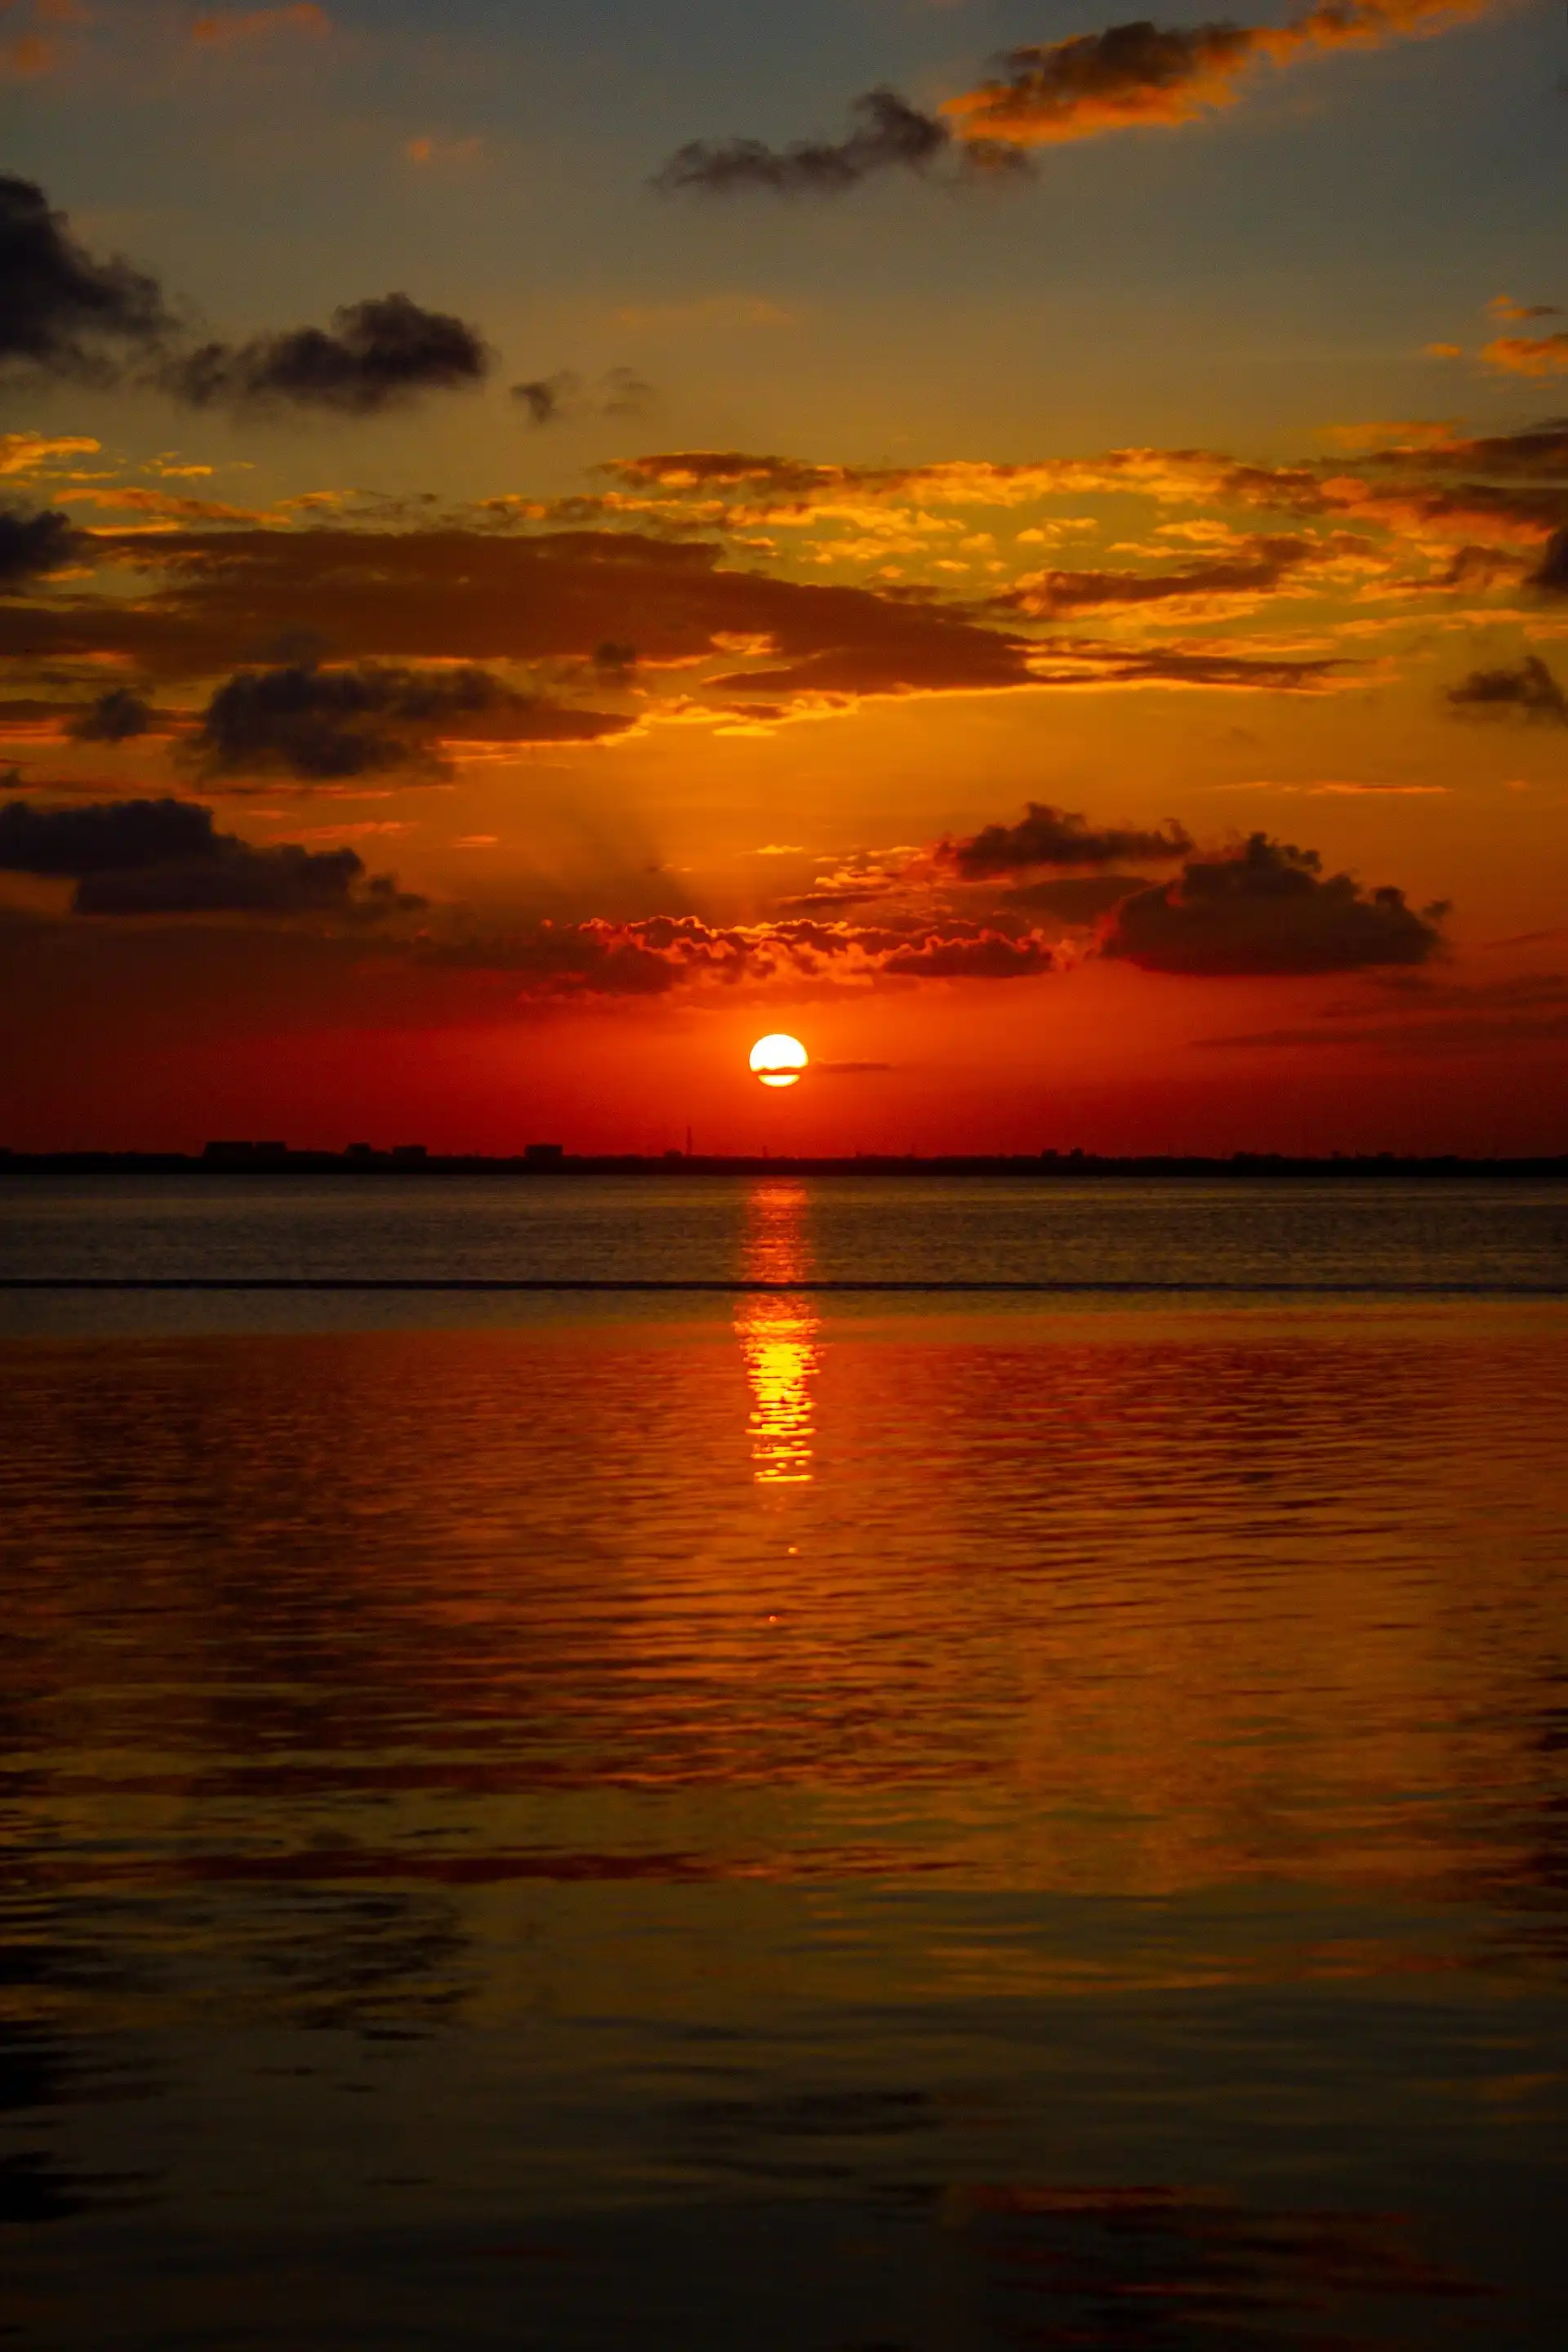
[{"left": 750, "top": 1033, "right": 808, "bottom": 1089}]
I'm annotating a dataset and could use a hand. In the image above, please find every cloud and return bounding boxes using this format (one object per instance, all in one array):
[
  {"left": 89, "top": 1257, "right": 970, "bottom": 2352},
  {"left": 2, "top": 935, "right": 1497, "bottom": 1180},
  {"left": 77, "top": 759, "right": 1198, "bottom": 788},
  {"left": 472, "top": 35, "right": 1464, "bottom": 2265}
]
[
  {"left": 1527, "top": 528, "right": 1568, "bottom": 592},
  {"left": 1098, "top": 833, "right": 1446, "bottom": 975},
  {"left": 1447, "top": 653, "right": 1568, "bottom": 724},
  {"left": 1486, "top": 296, "right": 1561, "bottom": 324},
  {"left": 511, "top": 368, "right": 654, "bottom": 426},
  {"left": 657, "top": 1, "right": 1497, "bottom": 198},
  {"left": 4, "top": 524, "right": 1044, "bottom": 706},
  {"left": 0, "top": 794, "right": 421, "bottom": 919},
  {"left": 0, "top": 795, "right": 231, "bottom": 873},
  {"left": 189, "top": 7, "right": 330, "bottom": 48},
  {"left": 942, "top": 0, "right": 1493, "bottom": 150},
  {"left": 653, "top": 87, "right": 957, "bottom": 196},
  {"left": 0, "top": 501, "right": 80, "bottom": 585},
  {"left": 65, "top": 687, "right": 156, "bottom": 743},
  {"left": 159, "top": 295, "right": 492, "bottom": 416},
  {"left": 0, "top": 173, "right": 489, "bottom": 418},
  {"left": 0, "top": 173, "right": 173, "bottom": 382},
  {"left": 1006, "top": 534, "right": 1316, "bottom": 615},
  {"left": 599, "top": 436, "right": 1568, "bottom": 559},
  {"left": 192, "top": 660, "right": 631, "bottom": 782},
  {"left": 0, "top": 431, "right": 100, "bottom": 479},
  {"left": 1480, "top": 332, "right": 1568, "bottom": 379},
  {"left": 942, "top": 801, "right": 1193, "bottom": 875},
  {"left": 439, "top": 911, "right": 1057, "bottom": 996}
]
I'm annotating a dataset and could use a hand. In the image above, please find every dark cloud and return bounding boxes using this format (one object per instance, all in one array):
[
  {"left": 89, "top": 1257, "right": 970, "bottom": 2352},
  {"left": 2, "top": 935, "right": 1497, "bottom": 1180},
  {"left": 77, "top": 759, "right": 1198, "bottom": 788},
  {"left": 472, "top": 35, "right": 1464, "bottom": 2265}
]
[
  {"left": 1527, "top": 527, "right": 1568, "bottom": 592},
  {"left": 1393, "top": 424, "right": 1568, "bottom": 479},
  {"left": 511, "top": 368, "right": 654, "bottom": 426},
  {"left": 0, "top": 503, "right": 81, "bottom": 586},
  {"left": 657, "top": 5, "right": 1478, "bottom": 203},
  {"left": 0, "top": 512, "right": 1346, "bottom": 715},
  {"left": 653, "top": 87, "right": 953, "bottom": 196},
  {"left": 1, "top": 525, "right": 1043, "bottom": 704},
  {"left": 1098, "top": 834, "right": 1446, "bottom": 976},
  {"left": 0, "top": 172, "right": 173, "bottom": 381},
  {"left": 65, "top": 687, "right": 155, "bottom": 742},
  {"left": 159, "top": 294, "right": 492, "bottom": 416},
  {"left": 193, "top": 659, "right": 630, "bottom": 782},
  {"left": 1436, "top": 543, "right": 1522, "bottom": 591},
  {"left": 879, "top": 930, "right": 1053, "bottom": 978},
  {"left": 75, "top": 860, "right": 418, "bottom": 919},
  {"left": 1447, "top": 653, "right": 1568, "bottom": 725},
  {"left": 0, "top": 173, "right": 491, "bottom": 417},
  {"left": 0, "top": 795, "right": 421, "bottom": 919},
  {"left": 943, "top": 802, "right": 1193, "bottom": 876},
  {"left": 1008, "top": 535, "right": 1314, "bottom": 616},
  {"left": 1028, "top": 645, "right": 1348, "bottom": 692},
  {"left": 0, "top": 795, "right": 216, "bottom": 874}
]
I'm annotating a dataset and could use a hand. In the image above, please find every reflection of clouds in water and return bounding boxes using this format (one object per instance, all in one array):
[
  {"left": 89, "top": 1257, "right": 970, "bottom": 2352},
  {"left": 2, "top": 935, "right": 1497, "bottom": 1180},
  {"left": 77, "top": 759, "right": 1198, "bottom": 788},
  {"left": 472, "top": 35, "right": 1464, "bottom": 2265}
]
[{"left": 737, "top": 1183, "right": 819, "bottom": 1486}]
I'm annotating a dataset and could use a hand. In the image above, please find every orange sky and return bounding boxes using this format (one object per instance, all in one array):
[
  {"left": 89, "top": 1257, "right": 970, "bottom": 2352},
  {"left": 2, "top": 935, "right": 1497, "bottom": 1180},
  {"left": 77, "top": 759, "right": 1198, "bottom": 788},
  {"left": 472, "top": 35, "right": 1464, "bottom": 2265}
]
[{"left": 2, "top": 2, "right": 1566, "bottom": 1151}]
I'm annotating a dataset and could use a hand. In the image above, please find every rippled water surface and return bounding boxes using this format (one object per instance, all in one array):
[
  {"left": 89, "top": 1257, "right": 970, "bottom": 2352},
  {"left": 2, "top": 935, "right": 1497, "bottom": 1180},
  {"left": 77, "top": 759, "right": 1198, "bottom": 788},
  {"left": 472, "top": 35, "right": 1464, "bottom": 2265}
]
[{"left": 2, "top": 1178, "right": 1566, "bottom": 2347}]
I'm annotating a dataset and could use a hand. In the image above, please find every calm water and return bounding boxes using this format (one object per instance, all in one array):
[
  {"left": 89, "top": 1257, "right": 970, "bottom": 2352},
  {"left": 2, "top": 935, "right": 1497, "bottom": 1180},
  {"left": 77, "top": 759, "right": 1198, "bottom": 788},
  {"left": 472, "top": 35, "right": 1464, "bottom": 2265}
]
[{"left": 2, "top": 1179, "right": 1566, "bottom": 2347}]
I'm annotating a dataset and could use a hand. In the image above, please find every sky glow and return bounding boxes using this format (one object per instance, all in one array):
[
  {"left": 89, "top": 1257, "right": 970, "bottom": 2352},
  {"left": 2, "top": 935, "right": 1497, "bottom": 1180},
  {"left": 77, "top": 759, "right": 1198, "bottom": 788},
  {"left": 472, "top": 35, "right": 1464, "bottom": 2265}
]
[{"left": 2, "top": 0, "right": 1566, "bottom": 1154}]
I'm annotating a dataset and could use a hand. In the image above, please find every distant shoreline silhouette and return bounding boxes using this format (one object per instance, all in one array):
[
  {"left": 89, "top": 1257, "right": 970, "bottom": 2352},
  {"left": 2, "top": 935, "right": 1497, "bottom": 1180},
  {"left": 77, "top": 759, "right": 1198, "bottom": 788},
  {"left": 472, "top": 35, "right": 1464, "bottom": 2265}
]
[{"left": 2, "top": 1147, "right": 1566, "bottom": 1181}]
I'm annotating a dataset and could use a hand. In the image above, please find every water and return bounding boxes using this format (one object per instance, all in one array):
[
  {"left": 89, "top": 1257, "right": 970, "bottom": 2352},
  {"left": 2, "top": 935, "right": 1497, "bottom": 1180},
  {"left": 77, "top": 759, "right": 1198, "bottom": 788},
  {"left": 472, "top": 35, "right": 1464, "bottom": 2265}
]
[{"left": 2, "top": 1178, "right": 1566, "bottom": 2346}]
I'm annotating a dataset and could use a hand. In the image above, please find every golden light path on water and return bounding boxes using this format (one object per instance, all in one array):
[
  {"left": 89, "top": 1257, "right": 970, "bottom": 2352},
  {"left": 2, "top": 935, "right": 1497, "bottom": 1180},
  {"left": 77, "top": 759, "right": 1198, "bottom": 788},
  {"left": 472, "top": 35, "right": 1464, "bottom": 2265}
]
[{"left": 736, "top": 1180, "right": 820, "bottom": 1485}]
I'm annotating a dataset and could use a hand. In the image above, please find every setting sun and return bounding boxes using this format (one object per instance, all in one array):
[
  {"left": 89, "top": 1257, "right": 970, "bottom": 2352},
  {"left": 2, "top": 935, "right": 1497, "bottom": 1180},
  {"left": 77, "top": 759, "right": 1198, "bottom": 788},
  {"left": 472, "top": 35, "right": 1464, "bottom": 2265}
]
[{"left": 749, "top": 1034, "right": 808, "bottom": 1089}]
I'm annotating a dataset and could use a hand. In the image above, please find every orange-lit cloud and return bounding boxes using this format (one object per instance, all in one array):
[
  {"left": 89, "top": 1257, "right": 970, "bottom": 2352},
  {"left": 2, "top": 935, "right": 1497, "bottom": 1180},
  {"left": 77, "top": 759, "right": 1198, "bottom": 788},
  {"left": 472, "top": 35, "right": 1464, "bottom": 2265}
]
[
  {"left": 0, "top": 524, "right": 1045, "bottom": 706},
  {"left": 942, "top": 0, "right": 1494, "bottom": 150},
  {"left": 1006, "top": 533, "right": 1318, "bottom": 616},
  {"left": 1486, "top": 296, "right": 1561, "bottom": 324},
  {"left": 0, "top": 432, "right": 100, "bottom": 477},
  {"left": 657, "top": 0, "right": 1501, "bottom": 194},
  {"left": 434, "top": 911, "right": 1059, "bottom": 997},
  {"left": 1481, "top": 332, "right": 1568, "bottom": 380}
]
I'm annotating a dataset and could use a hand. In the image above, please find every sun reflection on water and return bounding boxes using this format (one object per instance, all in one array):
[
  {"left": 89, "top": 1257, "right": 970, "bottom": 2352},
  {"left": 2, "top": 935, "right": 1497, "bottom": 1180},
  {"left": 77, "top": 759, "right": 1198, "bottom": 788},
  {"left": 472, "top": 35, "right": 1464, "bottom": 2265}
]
[{"left": 736, "top": 1181, "right": 820, "bottom": 1486}]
